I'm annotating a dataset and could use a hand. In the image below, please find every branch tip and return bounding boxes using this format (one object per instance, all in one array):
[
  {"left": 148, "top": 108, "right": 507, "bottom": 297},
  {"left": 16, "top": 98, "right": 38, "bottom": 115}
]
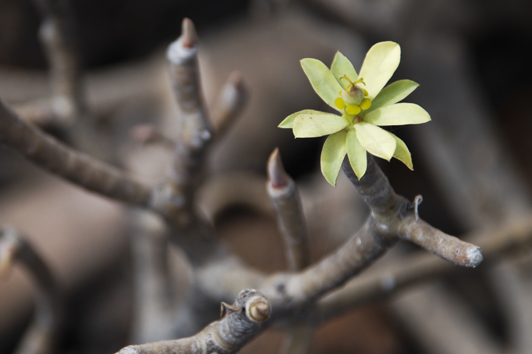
[
  {"left": 268, "top": 148, "right": 290, "bottom": 188},
  {"left": 247, "top": 300, "right": 271, "bottom": 322},
  {"left": 228, "top": 71, "right": 246, "bottom": 91},
  {"left": 466, "top": 247, "right": 483, "bottom": 268},
  {"left": 181, "top": 18, "right": 198, "bottom": 48}
]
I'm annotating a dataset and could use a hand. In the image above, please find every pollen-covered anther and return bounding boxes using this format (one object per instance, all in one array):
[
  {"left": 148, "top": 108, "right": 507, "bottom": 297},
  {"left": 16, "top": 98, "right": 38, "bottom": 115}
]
[
  {"left": 360, "top": 98, "right": 371, "bottom": 110},
  {"left": 346, "top": 105, "right": 361, "bottom": 115},
  {"left": 334, "top": 97, "right": 346, "bottom": 110}
]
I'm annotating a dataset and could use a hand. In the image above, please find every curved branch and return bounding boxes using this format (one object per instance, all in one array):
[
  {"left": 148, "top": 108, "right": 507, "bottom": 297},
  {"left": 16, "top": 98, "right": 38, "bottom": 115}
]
[{"left": 0, "top": 226, "right": 61, "bottom": 354}]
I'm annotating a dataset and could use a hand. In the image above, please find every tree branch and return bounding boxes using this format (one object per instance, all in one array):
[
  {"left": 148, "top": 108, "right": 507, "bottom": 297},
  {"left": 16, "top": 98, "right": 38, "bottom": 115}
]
[
  {"left": 0, "top": 226, "right": 61, "bottom": 354},
  {"left": 256, "top": 155, "right": 482, "bottom": 314},
  {"left": 267, "top": 149, "right": 310, "bottom": 271},
  {"left": 266, "top": 149, "right": 314, "bottom": 354},
  {"left": 211, "top": 71, "right": 249, "bottom": 138},
  {"left": 151, "top": 18, "right": 213, "bottom": 226},
  {"left": 0, "top": 97, "right": 152, "bottom": 206},
  {"left": 317, "top": 215, "right": 532, "bottom": 320},
  {"left": 116, "top": 289, "right": 271, "bottom": 354},
  {"left": 32, "top": 0, "right": 85, "bottom": 124}
]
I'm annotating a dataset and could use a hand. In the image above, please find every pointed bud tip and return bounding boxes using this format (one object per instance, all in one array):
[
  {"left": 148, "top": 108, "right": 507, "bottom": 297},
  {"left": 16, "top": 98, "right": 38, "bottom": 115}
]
[
  {"left": 181, "top": 18, "right": 198, "bottom": 48},
  {"left": 268, "top": 148, "right": 291, "bottom": 188},
  {"left": 228, "top": 71, "right": 247, "bottom": 93}
]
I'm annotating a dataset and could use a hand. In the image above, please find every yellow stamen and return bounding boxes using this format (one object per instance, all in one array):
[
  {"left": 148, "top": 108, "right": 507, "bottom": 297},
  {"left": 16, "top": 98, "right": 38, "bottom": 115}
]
[
  {"left": 346, "top": 105, "right": 361, "bottom": 115},
  {"left": 363, "top": 88, "right": 369, "bottom": 96},
  {"left": 360, "top": 98, "right": 371, "bottom": 110},
  {"left": 334, "top": 97, "right": 346, "bottom": 110}
]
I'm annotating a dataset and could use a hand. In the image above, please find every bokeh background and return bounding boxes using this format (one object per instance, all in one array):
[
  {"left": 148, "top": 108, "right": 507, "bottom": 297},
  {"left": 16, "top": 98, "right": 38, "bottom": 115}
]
[{"left": 1, "top": 0, "right": 532, "bottom": 353}]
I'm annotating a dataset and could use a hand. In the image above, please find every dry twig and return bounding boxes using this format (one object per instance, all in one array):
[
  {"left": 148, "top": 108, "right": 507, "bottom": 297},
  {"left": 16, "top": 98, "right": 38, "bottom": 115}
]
[
  {"left": 0, "top": 226, "right": 61, "bottom": 354},
  {"left": 117, "top": 289, "right": 270, "bottom": 354},
  {"left": 32, "top": 0, "right": 85, "bottom": 125},
  {"left": 0, "top": 98, "right": 151, "bottom": 206}
]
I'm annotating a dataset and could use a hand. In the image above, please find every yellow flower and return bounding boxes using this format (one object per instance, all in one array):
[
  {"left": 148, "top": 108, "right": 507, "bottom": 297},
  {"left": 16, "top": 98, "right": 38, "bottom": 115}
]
[{"left": 279, "top": 42, "right": 431, "bottom": 186}]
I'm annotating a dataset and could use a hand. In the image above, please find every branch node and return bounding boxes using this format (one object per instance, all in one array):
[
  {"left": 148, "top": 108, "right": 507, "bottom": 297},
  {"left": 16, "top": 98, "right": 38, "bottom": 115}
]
[{"left": 221, "top": 302, "right": 240, "bottom": 319}]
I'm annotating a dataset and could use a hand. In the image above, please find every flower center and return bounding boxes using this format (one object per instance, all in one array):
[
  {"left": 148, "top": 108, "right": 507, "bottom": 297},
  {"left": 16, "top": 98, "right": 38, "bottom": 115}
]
[{"left": 334, "top": 75, "right": 372, "bottom": 116}]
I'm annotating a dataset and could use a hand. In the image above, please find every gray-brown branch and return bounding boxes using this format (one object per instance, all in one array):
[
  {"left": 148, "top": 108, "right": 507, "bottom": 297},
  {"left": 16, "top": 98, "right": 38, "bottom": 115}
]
[
  {"left": 266, "top": 148, "right": 314, "bottom": 354},
  {"left": 151, "top": 18, "right": 213, "bottom": 226},
  {"left": 318, "top": 213, "right": 532, "bottom": 320},
  {"left": 267, "top": 148, "right": 310, "bottom": 271},
  {"left": 33, "top": 0, "right": 85, "bottom": 124},
  {"left": 116, "top": 289, "right": 271, "bottom": 354},
  {"left": 0, "top": 226, "right": 61, "bottom": 354},
  {"left": 0, "top": 97, "right": 151, "bottom": 206}
]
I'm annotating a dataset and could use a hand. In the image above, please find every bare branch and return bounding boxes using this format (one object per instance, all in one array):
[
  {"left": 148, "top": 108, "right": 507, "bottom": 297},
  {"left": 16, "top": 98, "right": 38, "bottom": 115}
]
[
  {"left": 0, "top": 226, "right": 61, "bottom": 354},
  {"left": 211, "top": 71, "right": 249, "bottom": 138},
  {"left": 267, "top": 149, "right": 314, "bottom": 354},
  {"left": 116, "top": 289, "right": 271, "bottom": 354},
  {"left": 341, "top": 156, "right": 483, "bottom": 268},
  {"left": 129, "top": 211, "right": 176, "bottom": 343},
  {"left": 254, "top": 155, "right": 482, "bottom": 314},
  {"left": 12, "top": 99, "right": 56, "bottom": 127},
  {"left": 318, "top": 215, "right": 532, "bottom": 320},
  {"left": 33, "top": 0, "right": 85, "bottom": 124},
  {"left": 151, "top": 18, "right": 213, "bottom": 226},
  {"left": 398, "top": 217, "right": 482, "bottom": 267},
  {"left": 0, "top": 98, "right": 152, "bottom": 206},
  {"left": 267, "top": 148, "right": 310, "bottom": 271}
]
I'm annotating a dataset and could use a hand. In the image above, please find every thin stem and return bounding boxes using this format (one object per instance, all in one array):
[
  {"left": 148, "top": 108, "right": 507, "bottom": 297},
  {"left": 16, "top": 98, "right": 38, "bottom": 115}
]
[
  {"left": 33, "top": 0, "right": 85, "bottom": 124},
  {"left": 212, "top": 71, "right": 249, "bottom": 138},
  {"left": 267, "top": 149, "right": 310, "bottom": 271},
  {"left": 267, "top": 149, "right": 314, "bottom": 354},
  {"left": 0, "top": 226, "right": 61, "bottom": 354},
  {"left": 317, "top": 215, "right": 532, "bottom": 320}
]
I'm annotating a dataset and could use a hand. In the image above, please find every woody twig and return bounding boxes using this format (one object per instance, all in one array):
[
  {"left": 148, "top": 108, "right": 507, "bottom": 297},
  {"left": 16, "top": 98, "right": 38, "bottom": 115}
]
[{"left": 0, "top": 226, "right": 61, "bottom": 354}]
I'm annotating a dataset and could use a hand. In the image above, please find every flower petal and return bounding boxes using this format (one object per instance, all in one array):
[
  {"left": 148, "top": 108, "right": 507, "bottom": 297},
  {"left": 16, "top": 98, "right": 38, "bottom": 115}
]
[
  {"left": 321, "top": 130, "right": 347, "bottom": 186},
  {"left": 368, "top": 80, "right": 419, "bottom": 112},
  {"left": 359, "top": 42, "right": 401, "bottom": 100},
  {"left": 279, "top": 109, "right": 319, "bottom": 129},
  {"left": 390, "top": 133, "right": 413, "bottom": 170},
  {"left": 331, "top": 51, "right": 358, "bottom": 86},
  {"left": 354, "top": 122, "right": 396, "bottom": 161},
  {"left": 293, "top": 112, "right": 348, "bottom": 138},
  {"left": 363, "top": 103, "right": 431, "bottom": 126},
  {"left": 301, "top": 58, "right": 343, "bottom": 112},
  {"left": 346, "top": 129, "right": 367, "bottom": 179}
]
